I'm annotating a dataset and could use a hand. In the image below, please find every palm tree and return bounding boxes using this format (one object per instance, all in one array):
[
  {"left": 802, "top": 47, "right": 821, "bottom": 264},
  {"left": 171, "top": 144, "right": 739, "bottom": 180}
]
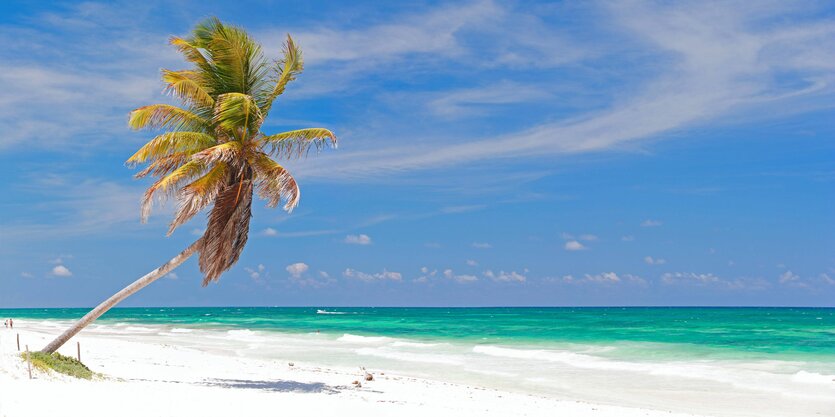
[{"left": 41, "top": 18, "right": 336, "bottom": 354}]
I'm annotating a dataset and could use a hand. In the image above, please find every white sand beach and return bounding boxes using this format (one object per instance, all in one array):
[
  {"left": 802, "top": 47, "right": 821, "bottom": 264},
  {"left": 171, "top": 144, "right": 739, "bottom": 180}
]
[
  {"left": 0, "top": 322, "right": 722, "bottom": 417},
  {"left": 1, "top": 320, "right": 833, "bottom": 417}
]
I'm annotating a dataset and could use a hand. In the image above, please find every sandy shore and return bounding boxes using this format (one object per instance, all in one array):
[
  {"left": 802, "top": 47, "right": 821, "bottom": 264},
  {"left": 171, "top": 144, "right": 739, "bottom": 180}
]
[{"left": 0, "top": 324, "right": 720, "bottom": 417}]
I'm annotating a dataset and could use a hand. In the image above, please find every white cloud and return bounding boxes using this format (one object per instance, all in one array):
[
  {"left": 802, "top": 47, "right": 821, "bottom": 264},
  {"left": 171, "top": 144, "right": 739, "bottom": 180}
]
[
  {"left": 472, "top": 242, "right": 492, "bottom": 249},
  {"left": 579, "top": 234, "right": 598, "bottom": 241},
  {"left": 443, "top": 269, "right": 478, "bottom": 283},
  {"left": 644, "top": 256, "right": 667, "bottom": 265},
  {"left": 165, "top": 272, "right": 178, "bottom": 280},
  {"left": 586, "top": 272, "right": 620, "bottom": 283},
  {"left": 466, "top": 259, "right": 478, "bottom": 267},
  {"left": 564, "top": 241, "right": 586, "bottom": 251},
  {"left": 560, "top": 272, "right": 646, "bottom": 286},
  {"left": 344, "top": 234, "right": 372, "bottom": 245},
  {"left": 343, "top": 268, "right": 402, "bottom": 282},
  {"left": 640, "top": 219, "right": 663, "bottom": 227},
  {"left": 191, "top": 228, "right": 205, "bottom": 236},
  {"left": 262, "top": 227, "right": 279, "bottom": 237},
  {"left": 778, "top": 270, "right": 803, "bottom": 287},
  {"left": 662, "top": 272, "right": 719, "bottom": 285},
  {"left": 621, "top": 235, "right": 635, "bottom": 242},
  {"left": 286, "top": 263, "right": 309, "bottom": 279},
  {"left": 662, "top": 272, "right": 769, "bottom": 290},
  {"left": 51, "top": 265, "right": 72, "bottom": 277},
  {"left": 20, "top": 272, "right": 33, "bottom": 278},
  {"left": 245, "top": 264, "right": 267, "bottom": 282},
  {"left": 414, "top": 267, "right": 438, "bottom": 283},
  {"left": 483, "top": 269, "right": 526, "bottom": 283}
]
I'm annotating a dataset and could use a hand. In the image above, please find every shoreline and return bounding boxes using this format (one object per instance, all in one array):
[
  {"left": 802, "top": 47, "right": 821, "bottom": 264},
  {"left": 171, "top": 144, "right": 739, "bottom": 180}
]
[
  {"left": 0, "top": 323, "right": 713, "bottom": 417},
  {"left": 1, "top": 318, "right": 833, "bottom": 417}
]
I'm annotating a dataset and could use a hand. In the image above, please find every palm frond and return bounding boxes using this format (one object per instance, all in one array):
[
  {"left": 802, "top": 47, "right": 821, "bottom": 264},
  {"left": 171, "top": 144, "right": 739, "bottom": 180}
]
[
  {"left": 168, "top": 163, "right": 229, "bottom": 235},
  {"left": 129, "top": 104, "right": 209, "bottom": 132},
  {"left": 161, "top": 70, "right": 214, "bottom": 108},
  {"left": 133, "top": 152, "right": 192, "bottom": 179},
  {"left": 260, "top": 34, "right": 303, "bottom": 116},
  {"left": 213, "top": 93, "right": 262, "bottom": 136},
  {"left": 260, "top": 128, "right": 336, "bottom": 159},
  {"left": 200, "top": 19, "right": 269, "bottom": 96},
  {"left": 191, "top": 141, "right": 244, "bottom": 165},
  {"left": 140, "top": 160, "right": 206, "bottom": 222},
  {"left": 126, "top": 132, "right": 216, "bottom": 167},
  {"left": 170, "top": 36, "right": 210, "bottom": 69},
  {"left": 250, "top": 152, "right": 300, "bottom": 211}
]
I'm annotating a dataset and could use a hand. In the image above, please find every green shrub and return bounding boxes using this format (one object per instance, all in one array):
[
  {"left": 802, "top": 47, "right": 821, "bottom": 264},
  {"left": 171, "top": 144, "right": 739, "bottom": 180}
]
[{"left": 23, "top": 351, "right": 93, "bottom": 380}]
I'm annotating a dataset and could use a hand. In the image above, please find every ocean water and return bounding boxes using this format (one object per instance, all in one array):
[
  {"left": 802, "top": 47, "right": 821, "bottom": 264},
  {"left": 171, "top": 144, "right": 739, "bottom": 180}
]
[{"left": 3, "top": 307, "right": 834, "bottom": 416}]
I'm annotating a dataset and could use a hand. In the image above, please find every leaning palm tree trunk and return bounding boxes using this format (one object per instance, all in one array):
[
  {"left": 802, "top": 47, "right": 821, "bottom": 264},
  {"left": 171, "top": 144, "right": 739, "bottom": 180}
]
[{"left": 41, "top": 239, "right": 202, "bottom": 354}]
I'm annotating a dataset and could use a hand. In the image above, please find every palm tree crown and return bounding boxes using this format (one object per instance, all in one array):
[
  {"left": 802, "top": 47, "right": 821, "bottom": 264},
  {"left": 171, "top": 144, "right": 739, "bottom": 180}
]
[{"left": 126, "top": 18, "right": 336, "bottom": 285}]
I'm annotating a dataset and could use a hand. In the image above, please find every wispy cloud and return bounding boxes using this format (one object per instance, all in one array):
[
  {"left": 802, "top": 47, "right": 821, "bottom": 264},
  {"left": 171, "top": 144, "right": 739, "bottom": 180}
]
[
  {"left": 2, "top": 175, "right": 153, "bottom": 241},
  {"left": 291, "top": 1, "right": 835, "bottom": 180},
  {"left": 472, "top": 242, "right": 492, "bottom": 249}
]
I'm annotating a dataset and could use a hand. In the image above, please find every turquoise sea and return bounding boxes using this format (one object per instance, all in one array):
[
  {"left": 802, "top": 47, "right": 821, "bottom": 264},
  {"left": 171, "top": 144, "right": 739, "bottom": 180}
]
[
  {"left": 3, "top": 307, "right": 834, "bottom": 416},
  {"left": 2, "top": 307, "right": 833, "bottom": 358}
]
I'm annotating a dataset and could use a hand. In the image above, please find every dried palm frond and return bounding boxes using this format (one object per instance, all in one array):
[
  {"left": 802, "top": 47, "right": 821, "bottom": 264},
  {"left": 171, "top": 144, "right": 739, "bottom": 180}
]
[
  {"left": 168, "top": 163, "right": 229, "bottom": 235},
  {"left": 140, "top": 160, "right": 207, "bottom": 222},
  {"left": 250, "top": 152, "right": 300, "bottom": 211},
  {"left": 191, "top": 141, "right": 243, "bottom": 165},
  {"left": 199, "top": 179, "right": 253, "bottom": 285}
]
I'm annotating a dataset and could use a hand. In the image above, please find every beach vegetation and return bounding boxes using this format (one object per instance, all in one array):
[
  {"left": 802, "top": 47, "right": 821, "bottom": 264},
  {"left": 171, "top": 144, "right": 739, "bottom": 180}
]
[{"left": 24, "top": 352, "right": 94, "bottom": 380}]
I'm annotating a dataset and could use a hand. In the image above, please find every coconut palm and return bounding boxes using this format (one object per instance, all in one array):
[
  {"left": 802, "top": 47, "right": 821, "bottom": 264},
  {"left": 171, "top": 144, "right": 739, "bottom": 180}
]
[{"left": 42, "top": 18, "right": 336, "bottom": 354}]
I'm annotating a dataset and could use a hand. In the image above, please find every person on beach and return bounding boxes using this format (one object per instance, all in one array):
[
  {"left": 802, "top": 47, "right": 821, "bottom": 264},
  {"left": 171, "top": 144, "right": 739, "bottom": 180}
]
[
  {"left": 3, "top": 319, "right": 6, "bottom": 328},
  {"left": 8, "top": 318, "right": 12, "bottom": 329}
]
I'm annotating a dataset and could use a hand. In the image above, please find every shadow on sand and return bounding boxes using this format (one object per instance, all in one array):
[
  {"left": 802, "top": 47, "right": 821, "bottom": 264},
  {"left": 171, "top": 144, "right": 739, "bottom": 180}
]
[{"left": 201, "top": 378, "right": 341, "bottom": 394}]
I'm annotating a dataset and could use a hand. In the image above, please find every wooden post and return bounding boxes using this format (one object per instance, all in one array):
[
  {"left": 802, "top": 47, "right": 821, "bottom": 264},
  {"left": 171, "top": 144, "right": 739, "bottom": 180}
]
[
  {"left": 16, "top": 333, "right": 20, "bottom": 351},
  {"left": 26, "top": 345, "right": 32, "bottom": 379},
  {"left": 77, "top": 341, "right": 81, "bottom": 362}
]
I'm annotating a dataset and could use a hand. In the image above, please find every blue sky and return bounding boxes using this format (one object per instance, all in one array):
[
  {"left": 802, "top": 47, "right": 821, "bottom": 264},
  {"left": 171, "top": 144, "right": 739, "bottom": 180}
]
[{"left": 0, "top": 0, "right": 833, "bottom": 307}]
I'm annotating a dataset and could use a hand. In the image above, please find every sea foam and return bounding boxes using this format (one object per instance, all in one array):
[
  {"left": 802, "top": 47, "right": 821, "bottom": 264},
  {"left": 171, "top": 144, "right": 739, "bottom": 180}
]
[{"left": 337, "top": 333, "right": 391, "bottom": 344}]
